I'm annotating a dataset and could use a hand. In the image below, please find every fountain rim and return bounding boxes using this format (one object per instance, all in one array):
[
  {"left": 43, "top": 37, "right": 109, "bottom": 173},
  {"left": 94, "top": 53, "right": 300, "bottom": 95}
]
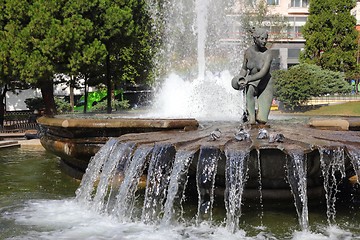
[{"left": 37, "top": 116, "right": 199, "bottom": 129}]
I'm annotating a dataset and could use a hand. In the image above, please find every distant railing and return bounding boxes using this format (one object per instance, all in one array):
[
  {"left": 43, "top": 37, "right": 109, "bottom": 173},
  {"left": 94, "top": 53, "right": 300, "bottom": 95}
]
[
  {"left": 306, "top": 95, "right": 360, "bottom": 105},
  {"left": 1, "top": 110, "right": 39, "bottom": 133}
]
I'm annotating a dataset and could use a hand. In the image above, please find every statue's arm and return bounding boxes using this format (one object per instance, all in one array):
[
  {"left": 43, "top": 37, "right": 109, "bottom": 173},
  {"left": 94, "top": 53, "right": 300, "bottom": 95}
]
[{"left": 245, "top": 52, "right": 272, "bottom": 83}]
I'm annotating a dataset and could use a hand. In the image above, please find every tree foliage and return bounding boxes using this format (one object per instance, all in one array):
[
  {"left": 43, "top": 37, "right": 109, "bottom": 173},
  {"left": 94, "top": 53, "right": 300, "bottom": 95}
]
[
  {"left": 301, "top": 0, "right": 358, "bottom": 72},
  {"left": 241, "top": 0, "right": 288, "bottom": 45},
  {"left": 273, "top": 63, "right": 352, "bottom": 110},
  {"left": 0, "top": 0, "right": 156, "bottom": 115}
]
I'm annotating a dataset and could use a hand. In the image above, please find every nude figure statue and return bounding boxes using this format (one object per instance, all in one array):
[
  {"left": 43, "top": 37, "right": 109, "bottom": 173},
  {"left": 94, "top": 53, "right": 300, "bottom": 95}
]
[{"left": 232, "top": 27, "right": 273, "bottom": 125}]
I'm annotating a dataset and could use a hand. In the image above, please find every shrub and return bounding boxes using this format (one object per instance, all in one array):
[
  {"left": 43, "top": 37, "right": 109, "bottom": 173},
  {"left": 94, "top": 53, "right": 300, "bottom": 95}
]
[
  {"left": 54, "top": 97, "right": 72, "bottom": 113},
  {"left": 91, "top": 99, "right": 130, "bottom": 112},
  {"left": 25, "top": 97, "right": 45, "bottom": 111},
  {"left": 273, "top": 63, "right": 351, "bottom": 110}
]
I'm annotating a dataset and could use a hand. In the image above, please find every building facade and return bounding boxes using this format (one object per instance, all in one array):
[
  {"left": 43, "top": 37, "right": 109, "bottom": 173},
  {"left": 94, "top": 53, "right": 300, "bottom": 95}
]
[
  {"left": 267, "top": 0, "right": 309, "bottom": 69},
  {"left": 229, "top": 0, "right": 360, "bottom": 70}
]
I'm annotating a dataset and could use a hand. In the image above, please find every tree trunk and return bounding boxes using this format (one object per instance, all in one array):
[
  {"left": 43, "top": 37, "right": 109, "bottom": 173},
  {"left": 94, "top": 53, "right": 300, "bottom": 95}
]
[
  {"left": 106, "top": 54, "right": 112, "bottom": 114},
  {"left": 40, "top": 79, "right": 57, "bottom": 116},
  {"left": 0, "top": 86, "right": 7, "bottom": 127},
  {"left": 70, "top": 75, "right": 75, "bottom": 112},
  {"left": 84, "top": 75, "right": 88, "bottom": 113}
]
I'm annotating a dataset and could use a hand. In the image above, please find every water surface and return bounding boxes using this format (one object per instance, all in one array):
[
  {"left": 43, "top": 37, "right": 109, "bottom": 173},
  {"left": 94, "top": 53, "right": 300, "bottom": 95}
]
[{"left": 1, "top": 147, "right": 360, "bottom": 239}]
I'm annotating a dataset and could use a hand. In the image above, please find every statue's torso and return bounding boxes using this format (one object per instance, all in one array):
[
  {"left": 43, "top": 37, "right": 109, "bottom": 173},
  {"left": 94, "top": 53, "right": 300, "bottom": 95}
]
[
  {"left": 244, "top": 46, "right": 272, "bottom": 89},
  {"left": 246, "top": 47, "right": 268, "bottom": 75}
]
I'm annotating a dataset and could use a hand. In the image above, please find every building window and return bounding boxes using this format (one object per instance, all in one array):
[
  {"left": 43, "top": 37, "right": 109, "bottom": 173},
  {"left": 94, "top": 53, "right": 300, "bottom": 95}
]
[
  {"left": 288, "top": 49, "right": 301, "bottom": 59},
  {"left": 290, "top": 0, "right": 309, "bottom": 7},
  {"left": 287, "top": 16, "right": 307, "bottom": 38},
  {"left": 267, "top": 0, "right": 279, "bottom": 5},
  {"left": 246, "top": 0, "right": 257, "bottom": 7}
]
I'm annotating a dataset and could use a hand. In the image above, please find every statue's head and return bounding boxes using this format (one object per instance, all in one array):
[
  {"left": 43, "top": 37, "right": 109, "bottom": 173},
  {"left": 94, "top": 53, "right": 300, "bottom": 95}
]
[{"left": 251, "top": 27, "right": 268, "bottom": 48}]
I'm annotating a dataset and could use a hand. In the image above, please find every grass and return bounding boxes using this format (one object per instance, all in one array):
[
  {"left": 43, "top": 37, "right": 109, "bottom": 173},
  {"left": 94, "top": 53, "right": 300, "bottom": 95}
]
[{"left": 304, "top": 101, "right": 360, "bottom": 116}]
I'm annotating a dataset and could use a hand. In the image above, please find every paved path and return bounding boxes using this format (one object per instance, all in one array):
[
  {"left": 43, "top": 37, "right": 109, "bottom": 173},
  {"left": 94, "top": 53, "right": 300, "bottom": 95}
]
[{"left": 0, "top": 137, "right": 43, "bottom": 149}]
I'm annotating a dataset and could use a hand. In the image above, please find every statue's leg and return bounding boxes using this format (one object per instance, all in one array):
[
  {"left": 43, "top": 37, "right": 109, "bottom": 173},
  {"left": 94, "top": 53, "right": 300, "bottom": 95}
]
[
  {"left": 246, "top": 86, "right": 256, "bottom": 124},
  {"left": 257, "top": 79, "right": 274, "bottom": 124}
]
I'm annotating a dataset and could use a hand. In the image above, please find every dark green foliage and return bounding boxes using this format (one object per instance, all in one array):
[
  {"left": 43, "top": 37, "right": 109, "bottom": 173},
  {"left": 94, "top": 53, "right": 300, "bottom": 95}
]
[
  {"left": 25, "top": 97, "right": 45, "bottom": 111},
  {"left": 54, "top": 97, "right": 72, "bottom": 113},
  {"left": 273, "top": 63, "right": 352, "bottom": 110},
  {"left": 91, "top": 99, "right": 130, "bottom": 112},
  {"left": 25, "top": 96, "right": 77, "bottom": 113},
  {"left": 1, "top": 0, "right": 156, "bottom": 114},
  {"left": 301, "top": 0, "right": 358, "bottom": 72}
]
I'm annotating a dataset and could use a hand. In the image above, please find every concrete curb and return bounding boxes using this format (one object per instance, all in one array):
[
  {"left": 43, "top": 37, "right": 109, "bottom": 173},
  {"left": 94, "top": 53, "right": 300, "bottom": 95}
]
[{"left": 309, "top": 117, "right": 360, "bottom": 131}]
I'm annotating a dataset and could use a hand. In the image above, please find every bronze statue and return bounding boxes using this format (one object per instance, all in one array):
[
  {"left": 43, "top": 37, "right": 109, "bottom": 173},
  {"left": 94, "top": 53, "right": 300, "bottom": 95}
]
[{"left": 232, "top": 28, "right": 273, "bottom": 125}]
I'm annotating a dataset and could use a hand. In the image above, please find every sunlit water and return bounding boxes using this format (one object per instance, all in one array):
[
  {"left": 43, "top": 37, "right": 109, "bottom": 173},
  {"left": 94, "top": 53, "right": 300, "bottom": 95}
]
[
  {"left": 144, "top": 0, "right": 245, "bottom": 121},
  {"left": 148, "top": 71, "right": 245, "bottom": 121},
  {"left": 1, "top": 148, "right": 360, "bottom": 239}
]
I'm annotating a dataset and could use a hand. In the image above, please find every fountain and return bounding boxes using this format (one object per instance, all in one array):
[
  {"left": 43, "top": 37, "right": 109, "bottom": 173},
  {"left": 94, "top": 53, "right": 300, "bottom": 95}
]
[{"left": 36, "top": 0, "right": 360, "bottom": 235}]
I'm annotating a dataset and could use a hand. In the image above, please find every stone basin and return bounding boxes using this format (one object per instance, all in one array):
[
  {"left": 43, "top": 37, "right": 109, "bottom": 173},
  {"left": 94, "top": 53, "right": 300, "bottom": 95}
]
[
  {"left": 38, "top": 115, "right": 360, "bottom": 200},
  {"left": 37, "top": 115, "right": 198, "bottom": 178}
]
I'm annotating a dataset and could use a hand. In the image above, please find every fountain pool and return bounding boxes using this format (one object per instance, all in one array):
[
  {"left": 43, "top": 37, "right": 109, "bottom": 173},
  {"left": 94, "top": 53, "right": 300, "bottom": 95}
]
[{"left": 1, "top": 148, "right": 360, "bottom": 239}]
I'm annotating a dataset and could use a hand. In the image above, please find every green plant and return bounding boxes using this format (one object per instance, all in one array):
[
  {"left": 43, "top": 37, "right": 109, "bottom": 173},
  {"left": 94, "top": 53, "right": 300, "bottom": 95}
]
[
  {"left": 24, "top": 97, "right": 45, "bottom": 111},
  {"left": 54, "top": 97, "right": 72, "bottom": 113},
  {"left": 91, "top": 99, "right": 130, "bottom": 112},
  {"left": 273, "top": 63, "right": 352, "bottom": 110}
]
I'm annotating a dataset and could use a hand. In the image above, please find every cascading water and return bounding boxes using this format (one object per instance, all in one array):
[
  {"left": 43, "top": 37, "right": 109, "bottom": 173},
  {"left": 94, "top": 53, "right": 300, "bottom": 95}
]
[
  {"left": 256, "top": 149, "right": 264, "bottom": 223},
  {"left": 141, "top": 144, "right": 176, "bottom": 223},
  {"left": 196, "top": 147, "right": 221, "bottom": 222},
  {"left": 112, "top": 146, "right": 153, "bottom": 221},
  {"left": 319, "top": 147, "right": 346, "bottom": 223},
  {"left": 286, "top": 150, "right": 309, "bottom": 230},
  {"left": 224, "top": 149, "right": 249, "bottom": 233},
  {"left": 161, "top": 151, "right": 195, "bottom": 225}
]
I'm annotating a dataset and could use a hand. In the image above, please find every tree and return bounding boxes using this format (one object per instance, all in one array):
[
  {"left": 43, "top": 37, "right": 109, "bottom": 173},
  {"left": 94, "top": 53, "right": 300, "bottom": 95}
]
[
  {"left": 301, "top": 0, "right": 358, "bottom": 72},
  {"left": 64, "top": 0, "right": 155, "bottom": 113},
  {"left": 241, "top": 0, "right": 288, "bottom": 45},
  {"left": 273, "top": 63, "right": 352, "bottom": 110},
  {"left": 1, "top": 0, "right": 155, "bottom": 116},
  {"left": 0, "top": 0, "right": 32, "bottom": 125},
  {"left": 11, "top": 0, "right": 69, "bottom": 116}
]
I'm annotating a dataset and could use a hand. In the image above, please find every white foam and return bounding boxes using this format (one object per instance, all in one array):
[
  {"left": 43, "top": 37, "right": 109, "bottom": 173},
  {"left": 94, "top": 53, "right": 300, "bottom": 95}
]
[
  {"left": 2, "top": 199, "right": 268, "bottom": 240},
  {"left": 5, "top": 199, "right": 358, "bottom": 240},
  {"left": 148, "top": 71, "right": 245, "bottom": 121}
]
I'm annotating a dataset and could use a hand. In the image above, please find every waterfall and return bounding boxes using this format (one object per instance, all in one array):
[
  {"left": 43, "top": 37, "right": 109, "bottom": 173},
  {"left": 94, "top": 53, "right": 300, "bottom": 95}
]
[
  {"left": 92, "top": 142, "right": 135, "bottom": 212},
  {"left": 256, "top": 149, "right": 264, "bottom": 223},
  {"left": 196, "top": 146, "right": 221, "bottom": 222},
  {"left": 75, "top": 138, "right": 121, "bottom": 203},
  {"left": 161, "top": 151, "right": 195, "bottom": 225},
  {"left": 224, "top": 149, "right": 249, "bottom": 233},
  {"left": 141, "top": 144, "right": 176, "bottom": 223},
  {"left": 319, "top": 147, "right": 346, "bottom": 223},
  {"left": 286, "top": 150, "right": 309, "bottom": 230},
  {"left": 112, "top": 146, "right": 153, "bottom": 221}
]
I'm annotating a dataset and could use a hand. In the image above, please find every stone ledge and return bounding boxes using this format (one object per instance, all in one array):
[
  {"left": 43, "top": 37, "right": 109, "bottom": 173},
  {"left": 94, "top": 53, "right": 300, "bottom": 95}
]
[{"left": 309, "top": 118, "right": 360, "bottom": 131}]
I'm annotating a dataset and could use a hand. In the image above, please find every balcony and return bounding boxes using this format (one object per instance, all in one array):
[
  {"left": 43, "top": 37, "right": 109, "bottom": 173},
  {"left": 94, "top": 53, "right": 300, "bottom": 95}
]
[{"left": 288, "top": 7, "right": 309, "bottom": 14}]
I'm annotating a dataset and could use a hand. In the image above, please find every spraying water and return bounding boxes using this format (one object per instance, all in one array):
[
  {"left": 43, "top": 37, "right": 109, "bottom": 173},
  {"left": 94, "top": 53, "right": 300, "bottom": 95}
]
[{"left": 146, "top": 0, "right": 245, "bottom": 121}]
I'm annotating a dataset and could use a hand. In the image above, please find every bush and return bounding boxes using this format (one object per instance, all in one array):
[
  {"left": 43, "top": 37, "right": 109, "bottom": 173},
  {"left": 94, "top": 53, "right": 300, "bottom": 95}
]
[
  {"left": 273, "top": 63, "right": 352, "bottom": 110},
  {"left": 25, "top": 97, "right": 72, "bottom": 113},
  {"left": 54, "top": 97, "right": 72, "bottom": 113},
  {"left": 91, "top": 99, "right": 130, "bottom": 112},
  {"left": 25, "top": 97, "right": 45, "bottom": 111}
]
